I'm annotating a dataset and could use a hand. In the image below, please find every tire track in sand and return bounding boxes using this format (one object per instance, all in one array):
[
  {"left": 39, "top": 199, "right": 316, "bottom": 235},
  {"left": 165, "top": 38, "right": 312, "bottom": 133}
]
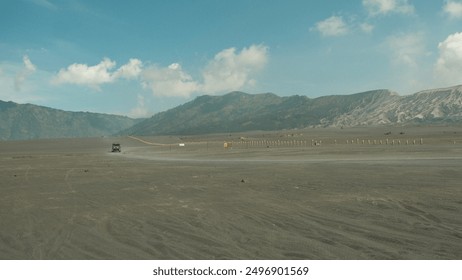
[{"left": 128, "top": 136, "right": 168, "bottom": 146}]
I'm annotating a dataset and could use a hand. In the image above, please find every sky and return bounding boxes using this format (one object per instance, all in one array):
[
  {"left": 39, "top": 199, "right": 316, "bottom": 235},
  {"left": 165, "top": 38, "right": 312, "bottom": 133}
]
[{"left": 1, "top": 0, "right": 462, "bottom": 117}]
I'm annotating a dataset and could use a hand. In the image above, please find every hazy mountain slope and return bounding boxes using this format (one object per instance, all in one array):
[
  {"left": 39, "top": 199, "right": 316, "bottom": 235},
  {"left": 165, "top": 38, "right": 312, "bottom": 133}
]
[
  {"left": 0, "top": 101, "right": 140, "bottom": 140},
  {"left": 331, "top": 85, "right": 462, "bottom": 126},
  {"left": 122, "top": 89, "right": 398, "bottom": 135},
  {"left": 122, "top": 92, "right": 284, "bottom": 135},
  {"left": 4, "top": 85, "right": 461, "bottom": 139},
  {"left": 123, "top": 86, "right": 462, "bottom": 136}
]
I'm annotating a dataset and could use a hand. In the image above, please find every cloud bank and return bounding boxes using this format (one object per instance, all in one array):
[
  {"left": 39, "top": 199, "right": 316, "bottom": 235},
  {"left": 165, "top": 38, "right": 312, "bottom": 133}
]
[
  {"left": 52, "top": 44, "right": 268, "bottom": 97},
  {"left": 141, "top": 63, "right": 199, "bottom": 97},
  {"left": 435, "top": 32, "right": 462, "bottom": 86},
  {"left": 201, "top": 44, "right": 268, "bottom": 94},
  {"left": 114, "top": 58, "right": 143, "bottom": 80},
  {"left": 52, "top": 58, "right": 117, "bottom": 89}
]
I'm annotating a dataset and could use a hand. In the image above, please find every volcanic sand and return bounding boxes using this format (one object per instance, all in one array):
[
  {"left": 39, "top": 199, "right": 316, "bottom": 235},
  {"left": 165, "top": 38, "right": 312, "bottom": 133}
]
[{"left": 1, "top": 126, "right": 462, "bottom": 259}]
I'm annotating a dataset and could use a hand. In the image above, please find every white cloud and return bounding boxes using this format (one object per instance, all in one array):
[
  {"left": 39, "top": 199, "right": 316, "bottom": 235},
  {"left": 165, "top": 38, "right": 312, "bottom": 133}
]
[
  {"left": 201, "top": 44, "right": 268, "bottom": 94},
  {"left": 363, "top": 0, "right": 414, "bottom": 16},
  {"left": 15, "top": 55, "right": 37, "bottom": 91},
  {"left": 51, "top": 44, "right": 268, "bottom": 97},
  {"left": 23, "top": 55, "right": 37, "bottom": 72},
  {"left": 313, "top": 16, "right": 349, "bottom": 37},
  {"left": 141, "top": 63, "right": 199, "bottom": 97},
  {"left": 386, "top": 32, "right": 426, "bottom": 68},
  {"left": 52, "top": 58, "right": 143, "bottom": 90},
  {"left": 435, "top": 32, "right": 462, "bottom": 86},
  {"left": 52, "top": 58, "right": 116, "bottom": 89},
  {"left": 141, "top": 44, "right": 268, "bottom": 97},
  {"left": 443, "top": 1, "right": 462, "bottom": 19},
  {"left": 114, "top": 58, "right": 143, "bottom": 80}
]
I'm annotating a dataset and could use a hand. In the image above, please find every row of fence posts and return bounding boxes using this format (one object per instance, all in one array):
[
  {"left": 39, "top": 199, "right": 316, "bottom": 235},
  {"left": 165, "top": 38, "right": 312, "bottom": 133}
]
[
  {"left": 228, "top": 139, "right": 320, "bottom": 148},
  {"left": 232, "top": 140, "right": 324, "bottom": 148},
  {"left": 344, "top": 138, "right": 424, "bottom": 145},
  {"left": 224, "top": 138, "right": 429, "bottom": 148}
]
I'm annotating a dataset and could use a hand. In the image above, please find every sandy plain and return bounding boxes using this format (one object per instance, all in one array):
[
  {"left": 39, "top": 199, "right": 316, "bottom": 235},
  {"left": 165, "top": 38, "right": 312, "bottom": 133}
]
[{"left": 1, "top": 126, "right": 462, "bottom": 259}]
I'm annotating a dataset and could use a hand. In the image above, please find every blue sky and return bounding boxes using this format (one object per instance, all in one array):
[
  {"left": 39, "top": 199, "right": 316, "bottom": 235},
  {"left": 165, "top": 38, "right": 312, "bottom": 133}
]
[{"left": 1, "top": 0, "right": 462, "bottom": 117}]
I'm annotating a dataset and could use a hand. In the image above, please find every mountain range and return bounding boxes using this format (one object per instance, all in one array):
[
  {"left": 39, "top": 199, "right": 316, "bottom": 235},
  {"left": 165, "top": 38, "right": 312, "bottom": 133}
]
[
  {"left": 2, "top": 85, "right": 462, "bottom": 140},
  {"left": 0, "top": 101, "right": 140, "bottom": 140},
  {"left": 123, "top": 85, "right": 462, "bottom": 136}
]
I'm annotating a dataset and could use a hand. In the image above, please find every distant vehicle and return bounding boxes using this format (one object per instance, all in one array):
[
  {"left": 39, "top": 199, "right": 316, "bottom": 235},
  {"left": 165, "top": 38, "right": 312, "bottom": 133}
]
[{"left": 111, "top": 143, "right": 121, "bottom": 152}]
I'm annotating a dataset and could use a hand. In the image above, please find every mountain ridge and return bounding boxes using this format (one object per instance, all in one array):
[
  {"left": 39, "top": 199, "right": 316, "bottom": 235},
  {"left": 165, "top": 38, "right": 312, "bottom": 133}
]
[
  {"left": 122, "top": 85, "right": 462, "bottom": 136},
  {"left": 2, "top": 85, "right": 462, "bottom": 140},
  {"left": 0, "top": 100, "right": 141, "bottom": 140}
]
